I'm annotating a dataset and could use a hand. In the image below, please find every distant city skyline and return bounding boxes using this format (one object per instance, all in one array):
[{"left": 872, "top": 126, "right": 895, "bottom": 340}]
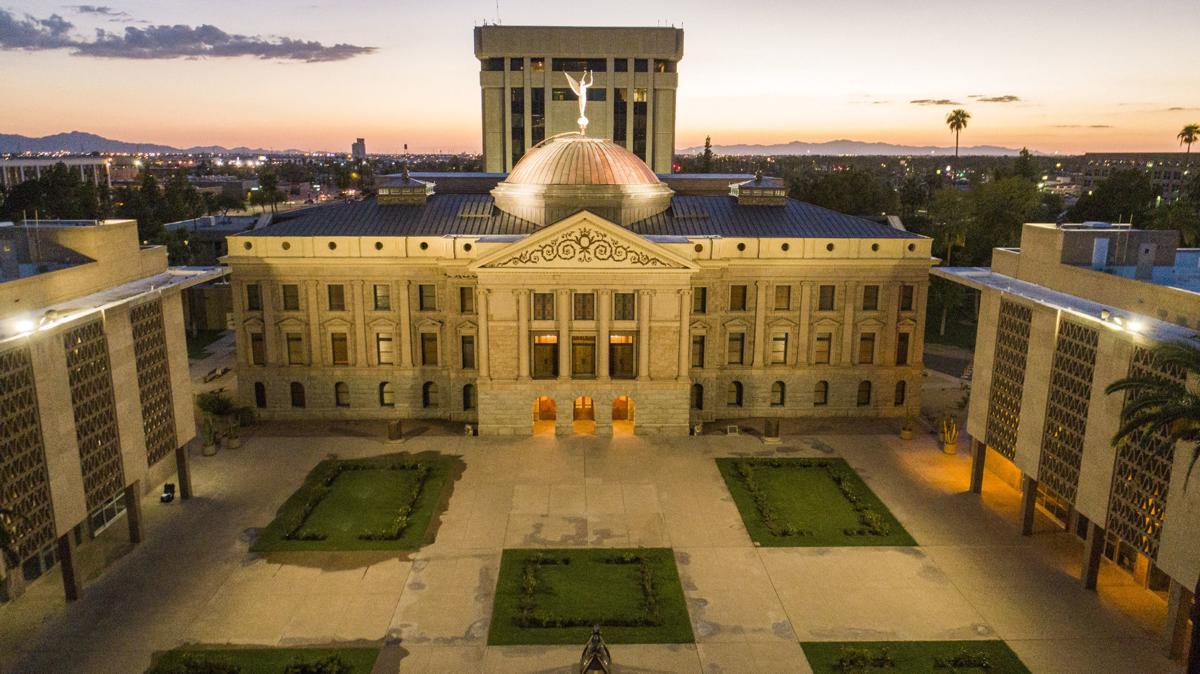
[{"left": 2, "top": 0, "right": 1198, "bottom": 155}]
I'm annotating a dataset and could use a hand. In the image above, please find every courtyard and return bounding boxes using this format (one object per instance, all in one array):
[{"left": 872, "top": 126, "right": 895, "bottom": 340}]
[{"left": 0, "top": 425, "right": 1186, "bottom": 673}]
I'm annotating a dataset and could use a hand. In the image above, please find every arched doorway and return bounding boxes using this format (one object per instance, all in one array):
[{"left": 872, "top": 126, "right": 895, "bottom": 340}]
[
  {"left": 573, "top": 396, "right": 595, "bottom": 435},
  {"left": 532, "top": 396, "right": 556, "bottom": 435},
  {"left": 612, "top": 396, "right": 635, "bottom": 436}
]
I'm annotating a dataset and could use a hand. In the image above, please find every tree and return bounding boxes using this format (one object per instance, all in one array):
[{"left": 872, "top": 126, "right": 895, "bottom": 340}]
[
  {"left": 1012, "top": 147, "right": 1039, "bottom": 182},
  {"left": 1179, "top": 123, "right": 1200, "bottom": 167},
  {"left": 1105, "top": 341, "right": 1200, "bottom": 674},
  {"left": 702, "top": 136, "right": 714, "bottom": 173},
  {"left": 788, "top": 169, "right": 899, "bottom": 216},
  {"left": 1068, "top": 168, "right": 1158, "bottom": 225},
  {"left": 966, "top": 176, "right": 1040, "bottom": 262},
  {"left": 929, "top": 188, "right": 972, "bottom": 335},
  {"left": 898, "top": 175, "right": 928, "bottom": 219},
  {"left": 945, "top": 109, "right": 971, "bottom": 168}
]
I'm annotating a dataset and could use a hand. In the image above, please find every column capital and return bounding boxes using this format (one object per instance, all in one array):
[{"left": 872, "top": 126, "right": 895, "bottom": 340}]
[{"left": 638, "top": 288, "right": 654, "bottom": 297}]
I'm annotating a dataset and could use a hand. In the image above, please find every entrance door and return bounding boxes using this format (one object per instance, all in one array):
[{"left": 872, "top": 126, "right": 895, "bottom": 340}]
[
  {"left": 533, "top": 340, "right": 558, "bottom": 378},
  {"left": 610, "top": 339, "right": 635, "bottom": 378},
  {"left": 573, "top": 396, "right": 595, "bottom": 420},
  {"left": 612, "top": 396, "right": 629, "bottom": 420},
  {"left": 537, "top": 396, "right": 557, "bottom": 419}
]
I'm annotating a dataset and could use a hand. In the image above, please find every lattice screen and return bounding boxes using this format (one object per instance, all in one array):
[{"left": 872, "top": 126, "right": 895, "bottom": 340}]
[
  {"left": 64, "top": 321, "right": 125, "bottom": 511},
  {"left": 985, "top": 300, "right": 1032, "bottom": 460},
  {"left": 1106, "top": 346, "right": 1183, "bottom": 560},
  {"left": 0, "top": 347, "right": 56, "bottom": 562},
  {"left": 130, "top": 300, "right": 177, "bottom": 467},
  {"left": 1037, "top": 320, "right": 1099, "bottom": 503}
]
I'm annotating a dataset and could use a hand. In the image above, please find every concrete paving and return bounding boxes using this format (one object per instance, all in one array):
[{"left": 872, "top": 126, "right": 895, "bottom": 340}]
[{"left": 0, "top": 425, "right": 1184, "bottom": 674}]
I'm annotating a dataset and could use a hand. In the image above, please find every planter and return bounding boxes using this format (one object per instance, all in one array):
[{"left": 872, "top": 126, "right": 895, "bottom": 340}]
[
  {"left": 943, "top": 441, "right": 958, "bottom": 455},
  {"left": 900, "top": 428, "right": 914, "bottom": 441},
  {"left": 201, "top": 442, "right": 218, "bottom": 457},
  {"left": 224, "top": 436, "right": 242, "bottom": 449}
]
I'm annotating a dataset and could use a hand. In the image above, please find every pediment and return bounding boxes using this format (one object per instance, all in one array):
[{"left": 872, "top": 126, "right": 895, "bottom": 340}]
[{"left": 470, "top": 211, "right": 697, "bottom": 271}]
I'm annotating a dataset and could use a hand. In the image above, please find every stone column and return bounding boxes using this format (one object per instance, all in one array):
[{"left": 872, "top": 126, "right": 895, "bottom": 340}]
[
  {"left": 1019, "top": 474, "right": 1038, "bottom": 536},
  {"left": 261, "top": 283, "right": 277, "bottom": 364},
  {"left": 477, "top": 288, "right": 490, "bottom": 380},
  {"left": 175, "top": 444, "right": 194, "bottom": 499},
  {"left": 516, "top": 290, "right": 530, "bottom": 380},
  {"left": 1081, "top": 521, "right": 1105, "bottom": 590},
  {"left": 796, "top": 281, "right": 812, "bottom": 366},
  {"left": 57, "top": 533, "right": 82, "bottom": 602},
  {"left": 305, "top": 280, "right": 323, "bottom": 367},
  {"left": 123, "top": 481, "right": 144, "bottom": 546},
  {"left": 678, "top": 288, "right": 691, "bottom": 380},
  {"left": 638, "top": 290, "right": 652, "bottom": 380},
  {"left": 397, "top": 280, "right": 413, "bottom": 368},
  {"left": 352, "top": 280, "right": 368, "bottom": 366},
  {"left": 884, "top": 282, "right": 900, "bottom": 365},
  {"left": 597, "top": 289, "right": 611, "bottom": 381},
  {"left": 841, "top": 282, "right": 858, "bottom": 365},
  {"left": 969, "top": 438, "right": 986, "bottom": 494},
  {"left": 1164, "top": 579, "right": 1194, "bottom": 659},
  {"left": 752, "top": 281, "right": 768, "bottom": 367},
  {"left": 557, "top": 289, "right": 571, "bottom": 380}
]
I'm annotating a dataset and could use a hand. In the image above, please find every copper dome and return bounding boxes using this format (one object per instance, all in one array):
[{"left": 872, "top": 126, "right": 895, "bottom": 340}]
[{"left": 505, "top": 133, "right": 662, "bottom": 187}]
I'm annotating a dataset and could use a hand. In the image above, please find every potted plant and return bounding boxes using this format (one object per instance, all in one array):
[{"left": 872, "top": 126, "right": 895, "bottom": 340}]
[
  {"left": 224, "top": 420, "right": 241, "bottom": 449},
  {"left": 201, "top": 417, "right": 218, "bottom": 456},
  {"left": 899, "top": 414, "right": 914, "bottom": 441},
  {"left": 942, "top": 417, "right": 960, "bottom": 455}
]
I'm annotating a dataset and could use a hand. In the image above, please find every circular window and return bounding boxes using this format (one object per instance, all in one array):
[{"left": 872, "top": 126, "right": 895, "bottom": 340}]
[
  {"left": 374, "top": 241, "right": 383, "bottom": 251},
  {"left": 781, "top": 242, "right": 790, "bottom": 252},
  {"left": 871, "top": 243, "right": 880, "bottom": 252},
  {"left": 243, "top": 241, "right": 252, "bottom": 250},
  {"left": 737, "top": 242, "right": 746, "bottom": 252},
  {"left": 826, "top": 243, "right": 835, "bottom": 252},
  {"left": 463, "top": 243, "right": 473, "bottom": 252},
  {"left": 419, "top": 242, "right": 429, "bottom": 251},
  {"left": 907, "top": 243, "right": 916, "bottom": 252},
  {"left": 281, "top": 241, "right": 291, "bottom": 251},
  {"left": 328, "top": 241, "right": 337, "bottom": 250},
  {"left": 694, "top": 243, "right": 703, "bottom": 253}
]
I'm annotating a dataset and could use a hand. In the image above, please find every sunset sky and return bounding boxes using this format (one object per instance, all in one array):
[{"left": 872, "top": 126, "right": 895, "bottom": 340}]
[{"left": 2, "top": 0, "right": 1198, "bottom": 154}]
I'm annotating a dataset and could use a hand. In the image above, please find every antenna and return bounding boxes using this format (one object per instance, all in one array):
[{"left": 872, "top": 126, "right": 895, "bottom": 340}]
[{"left": 495, "top": 0, "right": 501, "bottom": 24}]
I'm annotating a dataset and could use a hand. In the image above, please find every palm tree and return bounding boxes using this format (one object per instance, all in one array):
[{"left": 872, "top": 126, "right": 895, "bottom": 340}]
[
  {"left": 946, "top": 109, "right": 971, "bottom": 168},
  {"left": 1179, "top": 124, "right": 1200, "bottom": 168},
  {"left": 1105, "top": 340, "right": 1200, "bottom": 673}
]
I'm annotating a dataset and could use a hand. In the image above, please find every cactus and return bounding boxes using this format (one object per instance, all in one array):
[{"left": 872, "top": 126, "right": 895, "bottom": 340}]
[{"left": 942, "top": 417, "right": 959, "bottom": 444}]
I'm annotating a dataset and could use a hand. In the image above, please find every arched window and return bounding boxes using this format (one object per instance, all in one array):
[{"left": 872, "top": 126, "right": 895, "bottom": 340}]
[
  {"left": 727, "top": 381, "right": 743, "bottom": 407},
  {"left": 894, "top": 380, "right": 906, "bottom": 406},
  {"left": 335, "top": 382, "right": 350, "bottom": 408},
  {"left": 254, "top": 382, "right": 267, "bottom": 409},
  {"left": 691, "top": 383, "right": 704, "bottom": 410},
  {"left": 290, "top": 382, "right": 306, "bottom": 408},
  {"left": 813, "top": 381, "right": 828, "bottom": 406},
  {"left": 857, "top": 380, "right": 872, "bottom": 406},
  {"left": 422, "top": 381, "right": 439, "bottom": 408},
  {"left": 463, "top": 383, "right": 476, "bottom": 411},
  {"left": 379, "top": 382, "right": 395, "bottom": 407},
  {"left": 770, "top": 381, "right": 785, "bottom": 407}
]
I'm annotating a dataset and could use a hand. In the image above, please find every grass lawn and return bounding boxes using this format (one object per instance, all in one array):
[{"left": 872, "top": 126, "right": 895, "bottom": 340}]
[
  {"left": 251, "top": 452, "right": 456, "bottom": 553},
  {"left": 716, "top": 458, "right": 916, "bottom": 547},
  {"left": 186, "top": 329, "right": 227, "bottom": 359},
  {"left": 488, "top": 548, "right": 694, "bottom": 645},
  {"left": 801, "top": 640, "right": 1030, "bottom": 673},
  {"left": 146, "top": 647, "right": 379, "bottom": 674}
]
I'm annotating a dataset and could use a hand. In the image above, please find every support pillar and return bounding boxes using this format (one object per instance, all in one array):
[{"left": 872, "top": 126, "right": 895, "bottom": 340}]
[
  {"left": 516, "top": 290, "right": 530, "bottom": 380},
  {"left": 678, "top": 289, "right": 691, "bottom": 380},
  {"left": 597, "top": 290, "right": 610, "bottom": 381},
  {"left": 1, "top": 563, "right": 27, "bottom": 602},
  {"left": 123, "top": 481, "right": 144, "bottom": 546},
  {"left": 557, "top": 289, "right": 571, "bottom": 380},
  {"left": 477, "top": 289, "right": 490, "bottom": 380},
  {"left": 1019, "top": 475, "right": 1038, "bottom": 536},
  {"left": 397, "top": 280, "right": 413, "bottom": 368},
  {"left": 176, "top": 444, "right": 194, "bottom": 499},
  {"left": 1081, "top": 521, "right": 1104, "bottom": 590},
  {"left": 57, "top": 532, "right": 82, "bottom": 602},
  {"left": 969, "top": 438, "right": 986, "bottom": 494},
  {"left": 637, "top": 290, "right": 652, "bottom": 380},
  {"left": 1164, "top": 579, "right": 1194, "bottom": 661},
  {"left": 751, "top": 281, "right": 768, "bottom": 367}
]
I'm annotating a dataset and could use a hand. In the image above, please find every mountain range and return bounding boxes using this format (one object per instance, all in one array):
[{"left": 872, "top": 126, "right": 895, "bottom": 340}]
[
  {"left": 0, "top": 131, "right": 308, "bottom": 156},
  {"left": 679, "top": 139, "right": 1027, "bottom": 156}
]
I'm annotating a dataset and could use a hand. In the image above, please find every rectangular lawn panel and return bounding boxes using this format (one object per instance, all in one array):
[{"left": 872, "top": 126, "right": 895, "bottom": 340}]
[
  {"left": 146, "top": 647, "right": 379, "bottom": 674},
  {"left": 488, "top": 548, "right": 694, "bottom": 645},
  {"left": 252, "top": 452, "right": 455, "bottom": 552},
  {"left": 801, "top": 640, "right": 1031, "bottom": 673},
  {"left": 716, "top": 457, "right": 916, "bottom": 547}
]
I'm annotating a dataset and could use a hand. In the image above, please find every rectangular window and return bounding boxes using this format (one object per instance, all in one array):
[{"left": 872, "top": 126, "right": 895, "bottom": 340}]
[
  {"left": 573, "top": 292, "right": 595, "bottom": 320},
  {"left": 900, "top": 284, "right": 915, "bottom": 311},
  {"left": 613, "top": 292, "right": 635, "bottom": 321},
  {"left": 858, "top": 333, "right": 876, "bottom": 364},
  {"left": 552, "top": 57, "right": 607, "bottom": 72},
  {"left": 633, "top": 89, "right": 647, "bottom": 159},
  {"left": 245, "top": 283, "right": 262, "bottom": 312},
  {"left": 420, "top": 333, "right": 438, "bottom": 366},
  {"left": 530, "top": 57, "right": 545, "bottom": 72},
  {"left": 572, "top": 336, "right": 596, "bottom": 377},
  {"left": 533, "top": 292, "right": 555, "bottom": 320},
  {"left": 461, "top": 335, "right": 476, "bottom": 370},
  {"left": 376, "top": 334, "right": 394, "bottom": 365},
  {"left": 418, "top": 284, "right": 437, "bottom": 311},
  {"left": 691, "top": 335, "right": 705, "bottom": 369},
  {"left": 531, "top": 87, "right": 545, "bottom": 145},
  {"left": 614, "top": 58, "right": 628, "bottom": 72},
  {"left": 862, "top": 285, "right": 880, "bottom": 311},
  {"left": 249, "top": 332, "right": 265, "bottom": 365},
  {"left": 634, "top": 58, "right": 648, "bottom": 72},
  {"left": 511, "top": 87, "right": 525, "bottom": 165},
  {"left": 727, "top": 333, "right": 745, "bottom": 365},
  {"left": 482, "top": 57, "right": 504, "bottom": 71},
  {"left": 609, "top": 334, "right": 635, "bottom": 379},
  {"left": 460, "top": 287, "right": 476, "bottom": 314},
  {"left": 692, "top": 287, "right": 708, "bottom": 313},
  {"left": 814, "top": 332, "right": 832, "bottom": 364},
  {"left": 774, "top": 285, "right": 791, "bottom": 310},
  {"left": 373, "top": 284, "right": 391, "bottom": 311},
  {"left": 771, "top": 333, "right": 788, "bottom": 364},
  {"left": 613, "top": 88, "right": 627, "bottom": 143},
  {"left": 331, "top": 333, "right": 349, "bottom": 365},
  {"left": 729, "top": 285, "right": 748, "bottom": 311},
  {"left": 509, "top": 57, "right": 524, "bottom": 71},
  {"left": 286, "top": 333, "right": 305, "bottom": 365},
  {"left": 896, "top": 332, "right": 911, "bottom": 366},
  {"left": 281, "top": 284, "right": 300, "bottom": 311},
  {"left": 818, "top": 285, "right": 836, "bottom": 311},
  {"left": 327, "top": 284, "right": 346, "bottom": 311},
  {"left": 532, "top": 334, "right": 558, "bottom": 378}
]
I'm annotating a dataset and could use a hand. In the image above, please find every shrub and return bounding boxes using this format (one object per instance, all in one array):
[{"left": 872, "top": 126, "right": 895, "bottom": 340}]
[
  {"left": 152, "top": 654, "right": 241, "bottom": 674},
  {"left": 282, "top": 655, "right": 353, "bottom": 674},
  {"left": 835, "top": 646, "right": 894, "bottom": 672},
  {"left": 934, "top": 649, "right": 992, "bottom": 669},
  {"left": 196, "top": 391, "right": 236, "bottom": 417}
]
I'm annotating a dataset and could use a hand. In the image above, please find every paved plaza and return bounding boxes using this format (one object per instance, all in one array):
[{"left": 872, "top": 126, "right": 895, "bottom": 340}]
[{"left": 0, "top": 423, "right": 1186, "bottom": 673}]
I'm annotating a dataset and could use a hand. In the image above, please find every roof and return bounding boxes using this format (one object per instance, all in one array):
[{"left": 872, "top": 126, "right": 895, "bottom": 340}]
[
  {"left": 505, "top": 133, "right": 661, "bottom": 186},
  {"left": 248, "top": 194, "right": 921, "bottom": 240}
]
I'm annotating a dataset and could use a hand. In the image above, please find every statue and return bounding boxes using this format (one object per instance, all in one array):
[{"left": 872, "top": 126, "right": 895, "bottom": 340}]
[
  {"left": 564, "top": 70, "right": 594, "bottom": 135},
  {"left": 579, "top": 624, "right": 611, "bottom": 673}
]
